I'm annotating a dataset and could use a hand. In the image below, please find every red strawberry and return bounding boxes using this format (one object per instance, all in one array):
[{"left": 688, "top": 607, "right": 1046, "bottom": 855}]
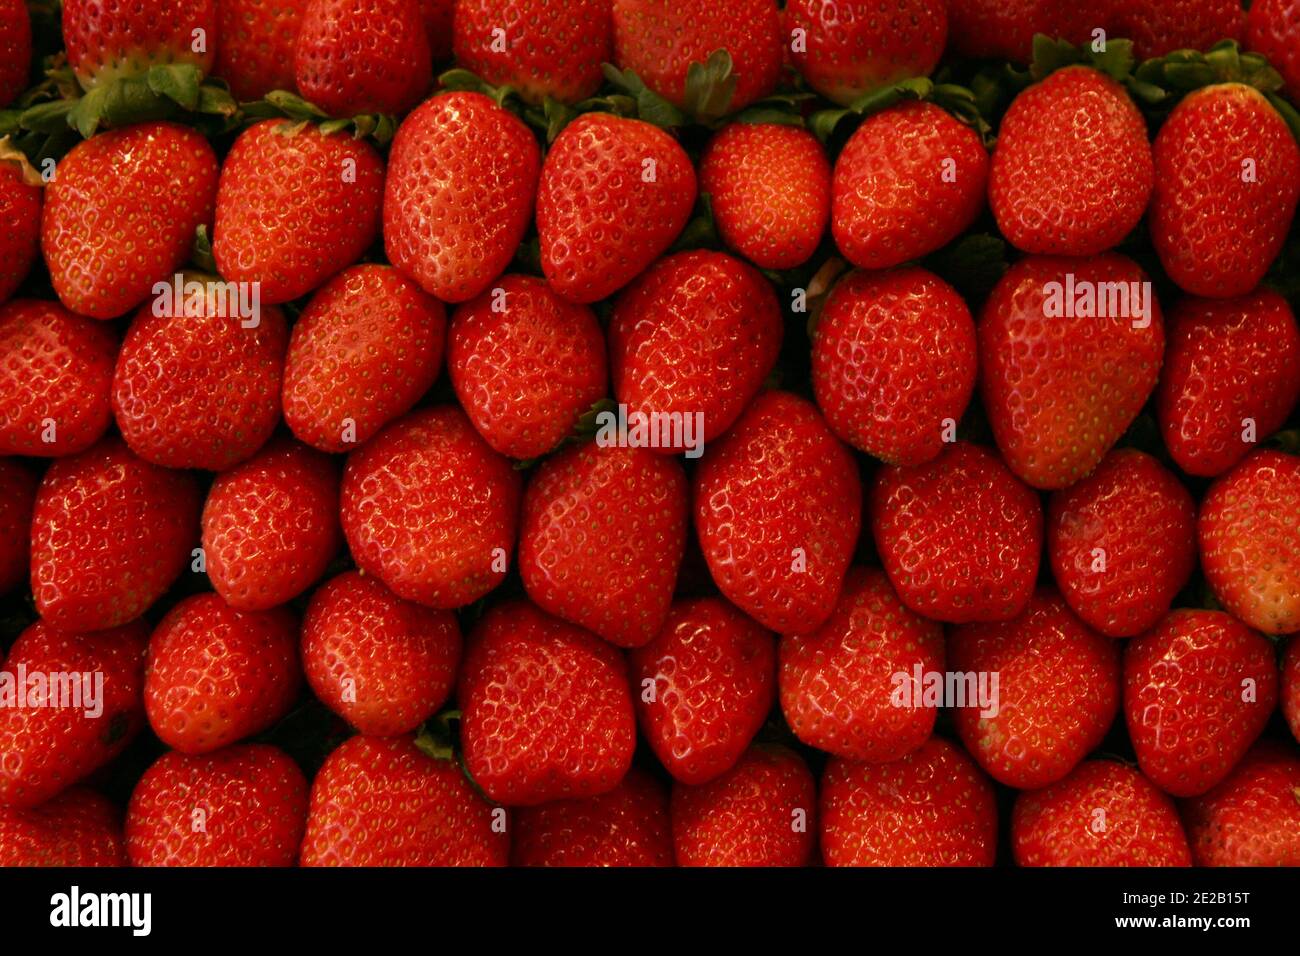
[
  {"left": 419, "top": 0, "right": 454, "bottom": 60},
  {"left": 1199, "top": 451, "right": 1300, "bottom": 634},
  {"left": 609, "top": 251, "right": 782, "bottom": 452},
  {"left": 870, "top": 442, "right": 1042, "bottom": 623},
  {"left": 0, "top": 621, "right": 148, "bottom": 809},
  {"left": 0, "top": 144, "right": 41, "bottom": 304},
  {"left": 979, "top": 254, "right": 1165, "bottom": 489},
  {"left": 1048, "top": 449, "right": 1196, "bottom": 638},
  {"left": 1286, "top": 638, "right": 1300, "bottom": 743},
  {"left": 1125, "top": 609, "right": 1279, "bottom": 797},
  {"left": 0, "top": 458, "right": 37, "bottom": 593},
  {"left": 0, "top": 0, "right": 30, "bottom": 107},
  {"left": 0, "top": 300, "right": 117, "bottom": 457},
  {"left": 1011, "top": 761, "right": 1192, "bottom": 867},
  {"left": 1183, "top": 741, "right": 1300, "bottom": 866},
  {"left": 213, "top": 120, "right": 384, "bottom": 305},
  {"left": 30, "top": 437, "right": 200, "bottom": 632},
  {"left": 1151, "top": 83, "right": 1300, "bottom": 299},
  {"left": 812, "top": 267, "right": 977, "bottom": 465},
  {"left": 458, "top": 601, "right": 636, "bottom": 805},
  {"left": 282, "top": 263, "right": 446, "bottom": 453},
  {"left": 1109, "top": 0, "right": 1246, "bottom": 61},
  {"left": 42, "top": 123, "right": 219, "bottom": 320},
  {"left": 340, "top": 406, "right": 521, "bottom": 609},
  {"left": 628, "top": 597, "right": 776, "bottom": 784},
  {"left": 300, "top": 735, "right": 508, "bottom": 866},
  {"left": 699, "top": 123, "right": 830, "bottom": 270},
  {"left": 301, "top": 571, "right": 461, "bottom": 736},
  {"left": 1157, "top": 291, "right": 1300, "bottom": 477},
  {"left": 63, "top": 0, "right": 217, "bottom": 90},
  {"left": 512, "top": 767, "right": 673, "bottom": 867},
  {"left": 672, "top": 744, "right": 816, "bottom": 867},
  {"left": 448, "top": 274, "right": 607, "bottom": 460},
  {"left": 384, "top": 92, "right": 540, "bottom": 304},
  {"left": 832, "top": 102, "right": 989, "bottom": 269},
  {"left": 536, "top": 112, "right": 696, "bottom": 304},
  {"left": 215, "top": 0, "right": 309, "bottom": 101},
  {"left": 947, "top": 0, "right": 1095, "bottom": 63},
  {"left": 126, "top": 744, "right": 308, "bottom": 866},
  {"left": 0, "top": 788, "right": 128, "bottom": 866},
  {"left": 694, "top": 391, "right": 861, "bottom": 635},
  {"left": 820, "top": 737, "right": 997, "bottom": 867},
  {"left": 1248, "top": 0, "right": 1300, "bottom": 102},
  {"left": 201, "top": 436, "right": 342, "bottom": 610}
]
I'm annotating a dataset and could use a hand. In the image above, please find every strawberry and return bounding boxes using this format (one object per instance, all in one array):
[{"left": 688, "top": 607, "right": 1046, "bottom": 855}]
[
  {"left": 144, "top": 593, "right": 301, "bottom": 754},
  {"left": 0, "top": 0, "right": 30, "bottom": 107},
  {"left": 512, "top": 767, "right": 673, "bottom": 867},
  {"left": 694, "top": 391, "right": 861, "bottom": 635},
  {"left": 340, "top": 406, "right": 521, "bottom": 609},
  {"left": 870, "top": 442, "right": 1042, "bottom": 624},
  {"left": 1248, "top": 0, "right": 1300, "bottom": 102},
  {"left": 671, "top": 744, "right": 816, "bottom": 867},
  {"left": 125, "top": 744, "right": 309, "bottom": 866},
  {"left": 0, "top": 144, "right": 41, "bottom": 304},
  {"left": 1048, "top": 449, "right": 1197, "bottom": 638},
  {"left": 458, "top": 601, "right": 636, "bottom": 805},
  {"left": 63, "top": 0, "right": 217, "bottom": 90},
  {"left": 0, "top": 300, "right": 117, "bottom": 457},
  {"left": 300, "top": 735, "right": 508, "bottom": 866},
  {"left": 384, "top": 92, "right": 541, "bottom": 304},
  {"left": 448, "top": 274, "right": 607, "bottom": 460},
  {"left": 1183, "top": 741, "right": 1300, "bottom": 866},
  {"left": 785, "top": 0, "right": 947, "bottom": 106},
  {"left": 831, "top": 102, "right": 989, "bottom": 270},
  {"left": 201, "top": 436, "right": 342, "bottom": 610},
  {"left": 699, "top": 123, "right": 830, "bottom": 270},
  {"left": 0, "top": 621, "right": 148, "bottom": 809},
  {"left": 0, "top": 788, "right": 128, "bottom": 867},
  {"left": 0, "top": 458, "right": 37, "bottom": 593},
  {"left": 1108, "top": 0, "right": 1246, "bottom": 61},
  {"left": 812, "top": 267, "right": 977, "bottom": 465},
  {"left": 282, "top": 263, "right": 446, "bottom": 453},
  {"left": 215, "top": 0, "right": 309, "bottom": 101},
  {"left": 42, "top": 123, "right": 219, "bottom": 320},
  {"left": 979, "top": 254, "right": 1165, "bottom": 489},
  {"left": 536, "top": 112, "right": 696, "bottom": 304},
  {"left": 419, "top": 0, "right": 454, "bottom": 61},
  {"left": 609, "top": 251, "right": 783, "bottom": 451},
  {"left": 949, "top": 590, "right": 1121, "bottom": 789},
  {"left": 947, "top": 0, "right": 1096, "bottom": 63},
  {"left": 30, "top": 437, "right": 200, "bottom": 632},
  {"left": 1199, "top": 451, "right": 1300, "bottom": 634},
  {"left": 1286, "top": 638, "right": 1300, "bottom": 744},
  {"left": 1124, "top": 609, "right": 1279, "bottom": 797},
  {"left": 1157, "top": 291, "right": 1300, "bottom": 477},
  {"left": 820, "top": 737, "right": 998, "bottom": 867},
  {"left": 213, "top": 120, "right": 385, "bottom": 305},
  {"left": 628, "top": 597, "right": 776, "bottom": 784},
  {"left": 301, "top": 570, "right": 461, "bottom": 736},
  {"left": 1151, "top": 83, "right": 1300, "bottom": 299},
  {"left": 1011, "top": 761, "right": 1192, "bottom": 867}
]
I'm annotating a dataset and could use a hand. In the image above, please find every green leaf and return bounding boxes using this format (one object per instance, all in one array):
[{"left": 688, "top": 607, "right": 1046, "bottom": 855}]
[
  {"left": 601, "top": 63, "right": 686, "bottom": 128},
  {"left": 682, "top": 49, "right": 737, "bottom": 123},
  {"left": 809, "top": 107, "right": 851, "bottom": 142},
  {"left": 146, "top": 62, "right": 203, "bottom": 110}
]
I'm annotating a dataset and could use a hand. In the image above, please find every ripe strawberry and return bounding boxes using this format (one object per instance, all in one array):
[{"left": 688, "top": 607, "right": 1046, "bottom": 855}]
[
  {"left": 820, "top": 737, "right": 997, "bottom": 867},
  {"left": 300, "top": 735, "right": 508, "bottom": 866},
  {"left": 448, "top": 274, "right": 607, "bottom": 460},
  {"left": 870, "top": 442, "right": 1042, "bottom": 623},
  {"left": 0, "top": 621, "right": 148, "bottom": 809},
  {"left": 419, "top": 0, "right": 454, "bottom": 60},
  {"left": 458, "top": 601, "right": 636, "bottom": 805},
  {"left": 301, "top": 571, "right": 461, "bottom": 736},
  {"left": 1248, "top": 0, "right": 1300, "bottom": 102},
  {"left": 536, "top": 112, "right": 696, "bottom": 304},
  {"left": 30, "top": 437, "right": 200, "bottom": 632},
  {"left": 1183, "top": 741, "right": 1300, "bottom": 866},
  {"left": 832, "top": 102, "right": 989, "bottom": 269},
  {"left": 1124, "top": 609, "right": 1279, "bottom": 797},
  {"left": 694, "top": 391, "right": 861, "bottom": 635},
  {"left": 283, "top": 263, "right": 446, "bottom": 453},
  {"left": 947, "top": 0, "right": 1095, "bottom": 63},
  {"left": 63, "top": 0, "right": 217, "bottom": 90},
  {"left": 672, "top": 744, "right": 816, "bottom": 867},
  {"left": 1048, "top": 449, "right": 1196, "bottom": 638},
  {"left": 213, "top": 120, "right": 385, "bottom": 305},
  {"left": 812, "top": 267, "right": 977, "bottom": 465},
  {"left": 384, "top": 92, "right": 541, "bottom": 304},
  {"left": 0, "top": 0, "right": 30, "bottom": 107},
  {"left": 0, "top": 145, "right": 41, "bottom": 304},
  {"left": 0, "top": 788, "right": 128, "bottom": 867},
  {"left": 699, "top": 123, "right": 830, "bottom": 270},
  {"left": 1151, "top": 83, "right": 1300, "bottom": 299},
  {"left": 215, "top": 0, "right": 309, "bottom": 101},
  {"left": 126, "top": 744, "right": 308, "bottom": 866},
  {"left": 628, "top": 597, "right": 776, "bottom": 784},
  {"left": 42, "top": 123, "right": 219, "bottom": 320},
  {"left": 609, "top": 251, "right": 783, "bottom": 451},
  {"left": 1157, "top": 291, "right": 1300, "bottom": 477},
  {"left": 1286, "top": 638, "right": 1300, "bottom": 743},
  {"left": 0, "top": 458, "right": 37, "bottom": 593},
  {"left": 0, "top": 300, "right": 117, "bottom": 457},
  {"left": 1011, "top": 761, "right": 1192, "bottom": 867},
  {"left": 512, "top": 767, "right": 673, "bottom": 867},
  {"left": 201, "top": 436, "right": 342, "bottom": 610},
  {"left": 950, "top": 590, "right": 1121, "bottom": 789},
  {"left": 979, "top": 254, "right": 1165, "bottom": 489},
  {"left": 1109, "top": 0, "right": 1246, "bottom": 61},
  {"left": 1199, "top": 451, "right": 1300, "bottom": 634},
  {"left": 340, "top": 406, "right": 521, "bottom": 609}
]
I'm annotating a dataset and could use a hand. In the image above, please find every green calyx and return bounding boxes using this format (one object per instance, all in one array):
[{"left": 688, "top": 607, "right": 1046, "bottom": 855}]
[
  {"left": 240, "top": 90, "right": 397, "bottom": 145},
  {"left": 809, "top": 77, "right": 993, "bottom": 146}
]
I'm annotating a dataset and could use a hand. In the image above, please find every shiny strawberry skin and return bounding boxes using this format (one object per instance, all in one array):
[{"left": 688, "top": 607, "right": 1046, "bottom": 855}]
[
  {"left": 215, "top": 0, "right": 309, "bottom": 101},
  {"left": 0, "top": 0, "right": 30, "bottom": 107},
  {"left": 1286, "top": 638, "right": 1300, "bottom": 744},
  {"left": 0, "top": 788, "right": 128, "bottom": 866},
  {"left": 947, "top": 0, "right": 1094, "bottom": 62},
  {"left": 1183, "top": 741, "right": 1300, "bottom": 866},
  {"left": 1248, "top": 0, "right": 1300, "bottom": 101},
  {"left": 0, "top": 458, "right": 37, "bottom": 593},
  {"left": 63, "top": 0, "right": 217, "bottom": 89},
  {"left": 0, "top": 153, "right": 41, "bottom": 304},
  {"left": 1109, "top": 0, "right": 1245, "bottom": 60}
]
